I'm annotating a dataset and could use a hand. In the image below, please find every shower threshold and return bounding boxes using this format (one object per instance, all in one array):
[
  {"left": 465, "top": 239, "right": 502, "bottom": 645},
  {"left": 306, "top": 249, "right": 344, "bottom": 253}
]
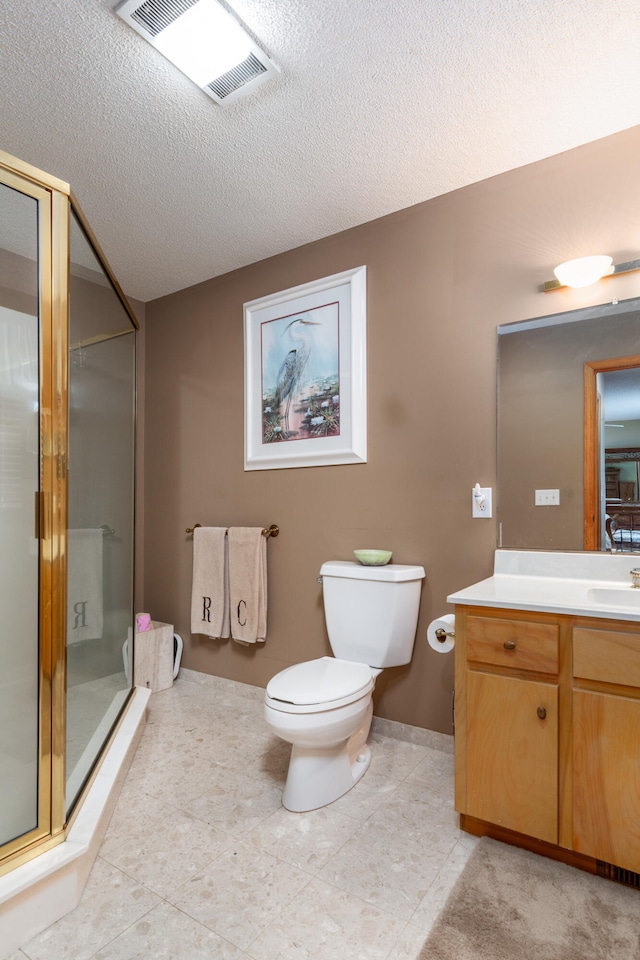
[{"left": 0, "top": 686, "right": 150, "bottom": 955}]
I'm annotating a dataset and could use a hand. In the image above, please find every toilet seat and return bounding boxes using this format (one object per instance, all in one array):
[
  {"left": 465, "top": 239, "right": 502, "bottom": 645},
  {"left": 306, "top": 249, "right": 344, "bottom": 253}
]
[{"left": 265, "top": 657, "right": 374, "bottom": 715}]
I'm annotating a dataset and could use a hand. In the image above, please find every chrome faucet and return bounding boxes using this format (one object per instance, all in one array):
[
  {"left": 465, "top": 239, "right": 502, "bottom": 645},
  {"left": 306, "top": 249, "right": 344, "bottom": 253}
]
[{"left": 630, "top": 568, "right": 640, "bottom": 588}]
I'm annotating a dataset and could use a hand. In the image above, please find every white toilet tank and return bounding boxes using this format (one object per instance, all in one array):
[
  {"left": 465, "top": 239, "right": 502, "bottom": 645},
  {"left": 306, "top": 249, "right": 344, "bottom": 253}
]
[{"left": 320, "top": 561, "right": 425, "bottom": 668}]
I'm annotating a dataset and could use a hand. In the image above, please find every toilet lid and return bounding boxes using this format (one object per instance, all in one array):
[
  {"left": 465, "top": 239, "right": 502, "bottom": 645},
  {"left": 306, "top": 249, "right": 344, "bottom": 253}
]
[{"left": 266, "top": 657, "right": 373, "bottom": 706}]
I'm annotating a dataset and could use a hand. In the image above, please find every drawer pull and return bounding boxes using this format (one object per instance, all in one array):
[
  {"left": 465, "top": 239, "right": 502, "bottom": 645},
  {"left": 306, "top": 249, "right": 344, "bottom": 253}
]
[
  {"left": 503, "top": 639, "right": 516, "bottom": 650},
  {"left": 537, "top": 706, "right": 547, "bottom": 720}
]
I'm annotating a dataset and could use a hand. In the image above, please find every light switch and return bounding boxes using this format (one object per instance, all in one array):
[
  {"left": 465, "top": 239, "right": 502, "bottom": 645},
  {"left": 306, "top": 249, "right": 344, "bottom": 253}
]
[{"left": 535, "top": 489, "right": 560, "bottom": 506}]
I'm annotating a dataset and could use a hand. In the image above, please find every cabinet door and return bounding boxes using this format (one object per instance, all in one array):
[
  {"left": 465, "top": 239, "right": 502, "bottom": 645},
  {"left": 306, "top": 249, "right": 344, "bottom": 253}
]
[
  {"left": 573, "top": 689, "right": 640, "bottom": 872},
  {"left": 466, "top": 671, "right": 558, "bottom": 843}
]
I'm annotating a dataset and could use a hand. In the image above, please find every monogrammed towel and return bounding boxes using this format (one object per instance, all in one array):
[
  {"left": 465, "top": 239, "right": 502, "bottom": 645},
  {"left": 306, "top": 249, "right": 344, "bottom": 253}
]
[
  {"left": 67, "top": 528, "right": 103, "bottom": 643},
  {"left": 190, "top": 527, "right": 230, "bottom": 638},
  {"left": 227, "top": 527, "right": 267, "bottom": 644}
]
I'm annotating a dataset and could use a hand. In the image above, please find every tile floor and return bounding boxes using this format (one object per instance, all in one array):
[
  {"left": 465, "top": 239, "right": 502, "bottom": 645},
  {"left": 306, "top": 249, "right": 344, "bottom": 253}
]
[{"left": 6, "top": 674, "right": 478, "bottom": 960}]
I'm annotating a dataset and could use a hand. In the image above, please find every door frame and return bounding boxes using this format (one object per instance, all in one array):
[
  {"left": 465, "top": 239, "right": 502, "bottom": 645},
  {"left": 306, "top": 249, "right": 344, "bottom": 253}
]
[{"left": 584, "top": 354, "right": 640, "bottom": 549}]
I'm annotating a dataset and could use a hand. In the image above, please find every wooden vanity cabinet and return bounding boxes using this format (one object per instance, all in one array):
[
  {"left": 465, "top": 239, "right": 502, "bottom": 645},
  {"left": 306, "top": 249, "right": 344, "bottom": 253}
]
[
  {"left": 455, "top": 606, "right": 640, "bottom": 875},
  {"left": 457, "top": 612, "right": 560, "bottom": 844}
]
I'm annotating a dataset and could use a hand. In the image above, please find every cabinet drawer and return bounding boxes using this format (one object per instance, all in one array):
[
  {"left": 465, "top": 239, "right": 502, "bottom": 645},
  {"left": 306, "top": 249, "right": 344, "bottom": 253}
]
[
  {"left": 573, "top": 626, "right": 640, "bottom": 687},
  {"left": 466, "top": 616, "right": 559, "bottom": 673}
]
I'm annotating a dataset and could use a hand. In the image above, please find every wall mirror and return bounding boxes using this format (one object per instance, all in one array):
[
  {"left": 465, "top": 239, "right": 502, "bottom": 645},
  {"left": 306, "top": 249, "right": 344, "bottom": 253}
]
[{"left": 497, "top": 296, "right": 640, "bottom": 551}]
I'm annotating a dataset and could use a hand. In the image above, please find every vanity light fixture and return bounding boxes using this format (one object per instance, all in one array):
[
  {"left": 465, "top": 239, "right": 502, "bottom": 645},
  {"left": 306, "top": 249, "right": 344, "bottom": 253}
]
[
  {"left": 544, "top": 255, "right": 640, "bottom": 292},
  {"left": 115, "top": 0, "right": 279, "bottom": 105},
  {"left": 553, "top": 256, "right": 613, "bottom": 289}
]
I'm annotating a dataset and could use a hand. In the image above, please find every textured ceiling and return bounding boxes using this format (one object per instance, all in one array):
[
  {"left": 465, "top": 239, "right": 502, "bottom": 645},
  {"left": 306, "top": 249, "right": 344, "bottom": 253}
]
[{"left": 2, "top": 0, "right": 640, "bottom": 303}]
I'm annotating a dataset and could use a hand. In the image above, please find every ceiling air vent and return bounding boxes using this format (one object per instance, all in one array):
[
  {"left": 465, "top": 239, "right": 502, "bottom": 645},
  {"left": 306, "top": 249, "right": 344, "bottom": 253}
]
[
  {"left": 115, "top": 0, "right": 279, "bottom": 105},
  {"left": 130, "top": 0, "right": 199, "bottom": 38},
  {"left": 207, "top": 51, "right": 266, "bottom": 101}
]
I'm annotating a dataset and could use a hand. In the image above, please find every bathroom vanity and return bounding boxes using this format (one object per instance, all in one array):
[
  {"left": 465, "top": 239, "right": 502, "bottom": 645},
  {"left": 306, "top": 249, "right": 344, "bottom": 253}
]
[{"left": 449, "top": 550, "right": 640, "bottom": 878}]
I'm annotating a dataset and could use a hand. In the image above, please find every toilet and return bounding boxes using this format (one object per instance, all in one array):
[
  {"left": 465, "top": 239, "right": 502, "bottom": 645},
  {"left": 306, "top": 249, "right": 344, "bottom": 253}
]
[{"left": 264, "top": 560, "right": 425, "bottom": 812}]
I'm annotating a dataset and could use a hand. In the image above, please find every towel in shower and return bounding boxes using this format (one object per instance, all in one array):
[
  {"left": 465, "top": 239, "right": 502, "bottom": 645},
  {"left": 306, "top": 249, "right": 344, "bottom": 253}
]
[
  {"left": 191, "top": 526, "right": 230, "bottom": 638},
  {"left": 227, "top": 527, "right": 267, "bottom": 644},
  {"left": 67, "top": 528, "right": 103, "bottom": 644}
]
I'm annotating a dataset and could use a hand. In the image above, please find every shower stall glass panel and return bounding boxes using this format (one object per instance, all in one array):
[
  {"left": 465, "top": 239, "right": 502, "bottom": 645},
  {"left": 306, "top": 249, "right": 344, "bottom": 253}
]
[
  {"left": 0, "top": 149, "right": 138, "bottom": 875},
  {"left": 66, "top": 213, "right": 135, "bottom": 812},
  {"left": 0, "top": 182, "right": 41, "bottom": 847}
]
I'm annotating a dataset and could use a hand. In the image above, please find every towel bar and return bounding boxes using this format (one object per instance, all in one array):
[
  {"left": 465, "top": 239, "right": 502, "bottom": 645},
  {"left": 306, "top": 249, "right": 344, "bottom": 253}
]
[{"left": 186, "top": 523, "right": 279, "bottom": 539}]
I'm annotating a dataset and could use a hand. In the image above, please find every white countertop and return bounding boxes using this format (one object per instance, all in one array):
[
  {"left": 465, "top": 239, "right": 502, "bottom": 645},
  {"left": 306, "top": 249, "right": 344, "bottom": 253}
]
[{"left": 446, "top": 550, "right": 640, "bottom": 622}]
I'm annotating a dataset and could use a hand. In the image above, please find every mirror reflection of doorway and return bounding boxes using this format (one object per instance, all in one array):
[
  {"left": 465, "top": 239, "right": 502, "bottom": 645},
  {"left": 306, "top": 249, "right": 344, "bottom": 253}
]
[
  {"left": 585, "top": 359, "right": 640, "bottom": 551},
  {"left": 601, "top": 367, "right": 640, "bottom": 551}
]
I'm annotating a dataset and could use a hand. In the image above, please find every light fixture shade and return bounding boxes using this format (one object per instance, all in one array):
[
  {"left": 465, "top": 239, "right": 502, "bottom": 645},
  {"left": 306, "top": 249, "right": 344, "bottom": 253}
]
[
  {"left": 553, "top": 255, "right": 614, "bottom": 289},
  {"left": 153, "top": 1, "right": 252, "bottom": 87},
  {"left": 115, "top": 0, "right": 279, "bottom": 105}
]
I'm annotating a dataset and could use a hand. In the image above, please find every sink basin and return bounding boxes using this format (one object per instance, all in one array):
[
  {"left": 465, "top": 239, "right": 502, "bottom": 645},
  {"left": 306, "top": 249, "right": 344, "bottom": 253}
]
[{"left": 587, "top": 587, "right": 640, "bottom": 607}]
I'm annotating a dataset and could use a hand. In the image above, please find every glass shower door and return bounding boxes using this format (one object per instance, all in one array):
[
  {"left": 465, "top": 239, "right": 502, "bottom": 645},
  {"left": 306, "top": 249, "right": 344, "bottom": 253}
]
[
  {"left": 0, "top": 149, "right": 138, "bottom": 874},
  {"left": 66, "top": 212, "right": 135, "bottom": 811},
  {"left": 0, "top": 181, "right": 44, "bottom": 848}
]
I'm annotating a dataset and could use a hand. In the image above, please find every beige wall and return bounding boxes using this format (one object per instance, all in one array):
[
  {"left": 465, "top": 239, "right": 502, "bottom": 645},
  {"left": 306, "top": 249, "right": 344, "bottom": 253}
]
[{"left": 143, "top": 125, "right": 640, "bottom": 734}]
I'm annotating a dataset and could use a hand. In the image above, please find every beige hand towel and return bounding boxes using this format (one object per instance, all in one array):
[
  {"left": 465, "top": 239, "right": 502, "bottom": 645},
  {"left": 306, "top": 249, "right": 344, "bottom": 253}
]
[
  {"left": 227, "top": 527, "right": 267, "bottom": 644},
  {"left": 191, "top": 527, "right": 230, "bottom": 638}
]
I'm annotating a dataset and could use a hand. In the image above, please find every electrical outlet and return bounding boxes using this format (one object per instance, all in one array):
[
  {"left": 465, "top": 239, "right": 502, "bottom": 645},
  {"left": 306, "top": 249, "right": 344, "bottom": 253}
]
[
  {"left": 472, "top": 486, "right": 492, "bottom": 518},
  {"left": 535, "top": 489, "right": 560, "bottom": 506}
]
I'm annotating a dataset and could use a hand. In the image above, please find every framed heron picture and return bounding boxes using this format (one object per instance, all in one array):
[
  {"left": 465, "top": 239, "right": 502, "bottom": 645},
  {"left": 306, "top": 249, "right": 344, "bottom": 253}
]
[{"left": 244, "top": 266, "right": 367, "bottom": 470}]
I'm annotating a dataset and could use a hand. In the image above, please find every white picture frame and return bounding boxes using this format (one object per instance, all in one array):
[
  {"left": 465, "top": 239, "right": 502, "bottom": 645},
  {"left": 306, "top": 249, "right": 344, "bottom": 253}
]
[{"left": 244, "top": 265, "right": 367, "bottom": 470}]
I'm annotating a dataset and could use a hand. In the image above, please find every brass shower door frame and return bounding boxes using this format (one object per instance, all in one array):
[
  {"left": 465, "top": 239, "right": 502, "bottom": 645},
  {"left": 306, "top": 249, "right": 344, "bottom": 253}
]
[
  {"left": 0, "top": 152, "right": 70, "bottom": 869},
  {"left": 0, "top": 150, "right": 138, "bottom": 875}
]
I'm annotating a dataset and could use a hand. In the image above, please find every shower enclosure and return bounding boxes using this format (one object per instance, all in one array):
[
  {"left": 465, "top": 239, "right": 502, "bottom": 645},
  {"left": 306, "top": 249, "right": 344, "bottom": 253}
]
[{"left": 0, "top": 150, "right": 137, "bottom": 874}]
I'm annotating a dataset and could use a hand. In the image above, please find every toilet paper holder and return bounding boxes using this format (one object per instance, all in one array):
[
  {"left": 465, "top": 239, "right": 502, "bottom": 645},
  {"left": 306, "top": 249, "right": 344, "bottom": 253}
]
[
  {"left": 428, "top": 614, "right": 456, "bottom": 654},
  {"left": 435, "top": 626, "right": 455, "bottom": 643}
]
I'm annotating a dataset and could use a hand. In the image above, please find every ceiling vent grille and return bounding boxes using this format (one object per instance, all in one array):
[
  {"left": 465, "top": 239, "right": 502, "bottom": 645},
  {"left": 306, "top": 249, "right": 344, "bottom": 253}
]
[
  {"left": 207, "top": 52, "right": 266, "bottom": 100},
  {"left": 131, "top": 0, "right": 199, "bottom": 38},
  {"left": 116, "top": 0, "right": 279, "bottom": 105}
]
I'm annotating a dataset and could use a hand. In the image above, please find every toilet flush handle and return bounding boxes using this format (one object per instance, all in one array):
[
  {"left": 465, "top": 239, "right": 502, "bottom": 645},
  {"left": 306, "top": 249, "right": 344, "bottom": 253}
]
[{"left": 316, "top": 576, "right": 323, "bottom": 583}]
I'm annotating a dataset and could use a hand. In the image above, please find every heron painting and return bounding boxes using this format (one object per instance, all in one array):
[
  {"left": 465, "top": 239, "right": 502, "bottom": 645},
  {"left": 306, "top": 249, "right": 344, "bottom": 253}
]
[
  {"left": 261, "top": 302, "right": 340, "bottom": 443},
  {"left": 245, "top": 265, "right": 366, "bottom": 470}
]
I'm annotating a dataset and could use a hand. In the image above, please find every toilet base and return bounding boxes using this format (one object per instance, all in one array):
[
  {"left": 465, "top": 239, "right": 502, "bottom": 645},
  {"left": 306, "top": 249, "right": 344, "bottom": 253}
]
[{"left": 282, "top": 702, "right": 373, "bottom": 812}]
